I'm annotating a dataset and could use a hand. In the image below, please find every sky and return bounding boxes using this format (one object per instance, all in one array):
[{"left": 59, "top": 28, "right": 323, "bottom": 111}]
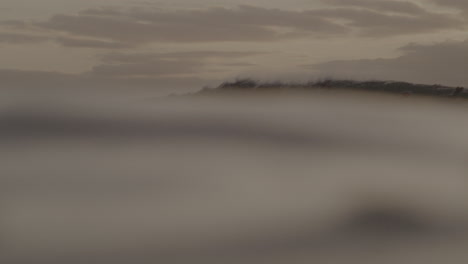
[{"left": 1, "top": 0, "right": 468, "bottom": 94}]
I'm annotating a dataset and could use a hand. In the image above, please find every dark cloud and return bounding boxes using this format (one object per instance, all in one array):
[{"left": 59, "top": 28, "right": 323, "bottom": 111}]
[
  {"left": 21, "top": 4, "right": 463, "bottom": 46},
  {"left": 76, "top": 5, "right": 349, "bottom": 40},
  {"left": 0, "top": 20, "right": 29, "bottom": 28},
  {"left": 0, "top": 50, "right": 259, "bottom": 92},
  {"left": 222, "top": 63, "right": 256, "bottom": 67},
  {"left": 1, "top": 3, "right": 465, "bottom": 47},
  {"left": 28, "top": 5, "right": 341, "bottom": 44},
  {"left": 0, "top": 69, "right": 93, "bottom": 97},
  {"left": 428, "top": 0, "right": 468, "bottom": 19},
  {"left": 307, "top": 39, "right": 468, "bottom": 87},
  {"left": 326, "top": 0, "right": 426, "bottom": 14},
  {"left": 0, "top": 19, "right": 132, "bottom": 49},
  {"left": 1, "top": 2, "right": 467, "bottom": 92},
  {"left": 158, "top": 51, "right": 264, "bottom": 59},
  {"left": 89, "top": 58, "right": 204, "bottom": 77},
  {"left": 0, "top": 69, "right": 75, "bottom": 88},
  {"left": 56, "top": 37, "right": 131, "bottom": 49},
  {"left": 430, "top": 0, "right": 468, "bottom": 11},
  {"left": 99, "top": 51, "right": 262, "bottom": 63},
  {"left": 36, "top": 9, "right": 284, "bottom": 43},
  {"left": 90, "top": 51, "right": 261, "bottom": 77},
  {"left": 307, "top": 7, "right": 465, "bottom": 37},
  {"left": 0, "top": 32, "right": 48, "bottom": 44},
  {"left": 0, "top": 69, "right": 210, "bottom": 94}
]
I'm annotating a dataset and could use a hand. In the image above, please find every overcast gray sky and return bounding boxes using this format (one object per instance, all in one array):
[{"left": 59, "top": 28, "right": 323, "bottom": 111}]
[{"left": 1, "top": 0, "right": 468, "bottom": 93}]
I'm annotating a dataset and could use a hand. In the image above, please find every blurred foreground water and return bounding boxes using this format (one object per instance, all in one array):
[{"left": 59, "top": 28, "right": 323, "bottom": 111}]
[{"left": 1, "top": 90, "right": 468, "bottom": 263}]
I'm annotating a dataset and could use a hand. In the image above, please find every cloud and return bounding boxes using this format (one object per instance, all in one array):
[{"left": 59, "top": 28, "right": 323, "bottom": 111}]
[
  {"left": 1, "top": 3, "right": 465, "bottom": 48},
  {"left": 430, "top": 0, "right": 468, "bottom": 11},
  {"left": 307, "top": 39, "right": 468, "bottom": 87},
  {"left": 0, "top": 32, "right": 48, "bottom": 44},
  {"left": 307, "top": 6, "right": 465, "bottom": 37},
  {"left": 29, "top": 4, "right": 464, "bottom": 45},
  {"left": 89, "top": 51, "right": 260, "bottom": 78},
  {"left": 0, "top": 50, "right": 260, "bottom": 92},
  {"left": 55, "top": 37, "right": 131, "bottom": 49},
  {"left": 89, "top": 58, "right": 204, "bottom": 77},
  {"left": 0, "top": 20, "right": 132, "bottom": 49},
  {"left": 0, "top": 68, "right": 211, "bottom": 95},
  {"left": 326, "top": 0, "right": 427, "bottom": 14},
  {"left": 0, "top": 69, "right": 75, "bottom": 87},
  {"left": 67, "top": 5, "right": 349, "bottom": 42},
  {"left": 35, "top": 8, "right": 287, "bottom": 44},
  {"left": 222, "top": 63, "right": 256, "bottom": 67},
  {"left": 0, "top": 20, "right": 27, "bottom": 27},
  {"left": 1, "top": 2, "right": 467, "bottom": 91},
  {"left": 98, "top": 51, "right": 262, "bottom": 63}
]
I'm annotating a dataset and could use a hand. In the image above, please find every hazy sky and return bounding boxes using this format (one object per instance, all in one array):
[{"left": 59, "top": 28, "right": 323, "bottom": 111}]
[{"left": 1, "top": 0, "right": 468, "bottom": 93}]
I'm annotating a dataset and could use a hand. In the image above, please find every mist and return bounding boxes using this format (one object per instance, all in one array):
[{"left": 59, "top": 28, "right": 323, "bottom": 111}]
[{"left": 2, "top": 91, "right": 468, "bottom": 263}]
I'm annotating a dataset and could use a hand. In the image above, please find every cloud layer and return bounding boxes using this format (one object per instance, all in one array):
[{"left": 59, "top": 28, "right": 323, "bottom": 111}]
[
  {"left": 2, "top": 2, "right": 466, "bottom": 48},
  {"left": 0, "top": 50, "right": 262, "bottom": 93},
  {"left": 309, "top": 39, "right": 468, "bottom": 87},
  {"left": 0, "top": 32, "right": 48, "bottom": 44},
  {"left": 1, "top": 1, "right": 468, "bottom": 92}
]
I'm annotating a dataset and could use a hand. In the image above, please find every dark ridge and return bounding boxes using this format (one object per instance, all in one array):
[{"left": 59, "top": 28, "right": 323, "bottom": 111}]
[{"left": 197, "top": 78, "right": 468, "bottom": 98}]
